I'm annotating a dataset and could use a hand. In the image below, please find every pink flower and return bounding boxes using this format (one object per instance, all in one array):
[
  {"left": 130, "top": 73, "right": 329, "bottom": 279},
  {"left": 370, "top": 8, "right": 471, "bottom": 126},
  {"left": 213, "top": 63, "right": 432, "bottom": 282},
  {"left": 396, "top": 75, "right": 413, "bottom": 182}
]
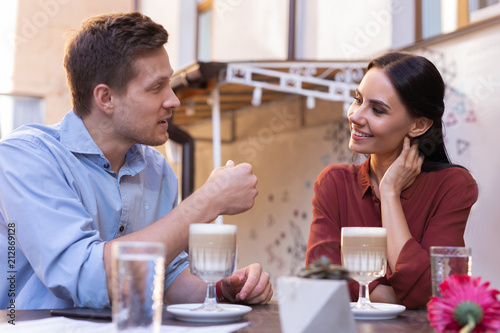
[{"left": 427, "top": 275, "right": 500, "bottom": 333}]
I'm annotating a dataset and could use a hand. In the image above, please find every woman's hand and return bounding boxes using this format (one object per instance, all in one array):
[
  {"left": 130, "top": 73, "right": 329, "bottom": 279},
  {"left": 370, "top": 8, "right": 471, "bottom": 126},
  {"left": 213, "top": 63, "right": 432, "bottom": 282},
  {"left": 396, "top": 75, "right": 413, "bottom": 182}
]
[
  {"left": 378, "top": 136, "right": 422, "bottom": 272},
  {"left": 379, "top": 136, "right": 424, "bottom": 197}
]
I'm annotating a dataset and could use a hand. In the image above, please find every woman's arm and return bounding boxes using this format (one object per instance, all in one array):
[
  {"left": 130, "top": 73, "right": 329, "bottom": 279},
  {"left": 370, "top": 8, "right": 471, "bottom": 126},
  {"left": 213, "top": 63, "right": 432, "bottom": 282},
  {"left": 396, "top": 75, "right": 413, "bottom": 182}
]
[{"left": 378, "top": 137, "right": 423, "bottom": 273}]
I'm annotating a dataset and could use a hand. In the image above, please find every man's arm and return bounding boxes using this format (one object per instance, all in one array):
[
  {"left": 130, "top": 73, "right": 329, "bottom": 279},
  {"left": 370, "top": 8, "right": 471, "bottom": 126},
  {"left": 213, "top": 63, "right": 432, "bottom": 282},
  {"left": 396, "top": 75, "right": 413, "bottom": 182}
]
[{"left": 103, "top": 161, "right": 259, "bottom": 302}]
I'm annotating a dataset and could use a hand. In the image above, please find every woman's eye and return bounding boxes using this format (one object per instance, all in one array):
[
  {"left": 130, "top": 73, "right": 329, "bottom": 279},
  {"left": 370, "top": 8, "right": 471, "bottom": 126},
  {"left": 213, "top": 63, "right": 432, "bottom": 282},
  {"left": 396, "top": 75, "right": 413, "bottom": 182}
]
[
  {"left": 353, "top": 96, "right": 361, "bottom": 104},
  {"left": 372, "top": 107, "right": 386, "bottom": 115}
]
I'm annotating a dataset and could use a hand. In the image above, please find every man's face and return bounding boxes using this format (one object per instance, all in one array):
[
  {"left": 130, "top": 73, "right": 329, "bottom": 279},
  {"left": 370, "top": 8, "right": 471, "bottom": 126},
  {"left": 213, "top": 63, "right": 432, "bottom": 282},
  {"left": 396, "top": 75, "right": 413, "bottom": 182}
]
[{"left": 111, "top": 47, "right": 180, "bottom": 147}]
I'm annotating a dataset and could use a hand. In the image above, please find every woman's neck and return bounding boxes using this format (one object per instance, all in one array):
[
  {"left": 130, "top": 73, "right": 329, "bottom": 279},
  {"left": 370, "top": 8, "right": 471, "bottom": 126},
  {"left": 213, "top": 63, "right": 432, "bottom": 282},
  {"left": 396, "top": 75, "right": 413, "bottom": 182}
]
[{"left": 369, "top": 154, "right": 398, "bottom": 198}]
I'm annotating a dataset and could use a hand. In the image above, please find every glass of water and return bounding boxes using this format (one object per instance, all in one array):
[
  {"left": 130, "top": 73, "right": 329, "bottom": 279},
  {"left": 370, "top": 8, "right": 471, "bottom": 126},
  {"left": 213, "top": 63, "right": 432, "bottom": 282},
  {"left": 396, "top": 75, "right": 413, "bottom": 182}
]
[
  {"left": 112, "top": 241, "right": 165, "bottom": 333},
  {"left": 430, "top": 246, "right": 471, "bottom": 297}
]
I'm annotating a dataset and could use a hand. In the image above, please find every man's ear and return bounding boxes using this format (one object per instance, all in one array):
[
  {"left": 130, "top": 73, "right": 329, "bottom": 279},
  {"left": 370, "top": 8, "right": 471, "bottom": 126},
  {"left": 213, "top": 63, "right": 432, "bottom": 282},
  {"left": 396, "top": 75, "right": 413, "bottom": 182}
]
[
  {"left": 408, "top": 117, "right": 433, "bottom": 138},
  {"left": 93, "top": 84, "right": 114, "bottom": 115}
]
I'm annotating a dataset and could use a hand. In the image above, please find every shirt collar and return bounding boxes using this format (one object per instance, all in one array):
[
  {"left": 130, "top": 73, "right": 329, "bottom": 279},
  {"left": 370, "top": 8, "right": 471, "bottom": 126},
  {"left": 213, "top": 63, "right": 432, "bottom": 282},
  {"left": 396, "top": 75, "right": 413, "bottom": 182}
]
[
  {"left": 59, "top": 110, "right": 102, "bottom": 155},
  {"left": 59, "top": 111, "right": 147, "bottom": 175},
  {"left": 358, "top": 157, "right": 372, "bottom": 197}
]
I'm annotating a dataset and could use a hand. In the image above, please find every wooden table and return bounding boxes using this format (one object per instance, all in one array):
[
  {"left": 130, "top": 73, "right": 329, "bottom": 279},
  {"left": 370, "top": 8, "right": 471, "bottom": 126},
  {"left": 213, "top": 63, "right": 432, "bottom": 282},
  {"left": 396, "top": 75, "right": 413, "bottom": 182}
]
[{"left": 0, "top": 301, "right": 435, "bottom": 332}]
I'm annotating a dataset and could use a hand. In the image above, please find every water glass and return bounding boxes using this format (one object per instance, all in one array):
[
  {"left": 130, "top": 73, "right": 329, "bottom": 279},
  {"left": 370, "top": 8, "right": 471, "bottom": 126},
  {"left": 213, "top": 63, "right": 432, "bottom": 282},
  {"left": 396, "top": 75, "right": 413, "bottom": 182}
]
[
  {"left": 112, "top": 241, "right": 165, "bottom": 333},
  {"left": 430, "top": 246, "right": 471, "bottom": 297}
]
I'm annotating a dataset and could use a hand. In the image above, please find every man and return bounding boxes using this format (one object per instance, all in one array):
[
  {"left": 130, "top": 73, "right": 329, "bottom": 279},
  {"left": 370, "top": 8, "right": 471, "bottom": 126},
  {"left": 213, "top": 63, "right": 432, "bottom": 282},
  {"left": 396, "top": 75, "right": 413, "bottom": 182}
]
[{"left": 0, "top": 12, "right": 272, "bottom": 309}]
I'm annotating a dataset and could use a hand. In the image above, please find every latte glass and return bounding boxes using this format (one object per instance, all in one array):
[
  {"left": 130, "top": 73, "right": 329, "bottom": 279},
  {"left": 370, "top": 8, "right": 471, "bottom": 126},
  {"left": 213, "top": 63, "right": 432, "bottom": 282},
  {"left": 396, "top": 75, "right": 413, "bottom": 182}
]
[
  {"left": 341, "top": 227, "right": 387, "bottom": 310},
  {"left": 189, "top": 223, "right": 237, "bottom": 311}
]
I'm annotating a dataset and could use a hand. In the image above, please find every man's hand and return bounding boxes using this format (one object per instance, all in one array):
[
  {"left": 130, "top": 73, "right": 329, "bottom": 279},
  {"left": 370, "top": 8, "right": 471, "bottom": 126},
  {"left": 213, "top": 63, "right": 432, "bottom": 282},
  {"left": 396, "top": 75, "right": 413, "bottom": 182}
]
[
  {"left": 200, "top": 160, "right": 258, "bottom": 217},
  {"left": 221, "top": 263, "right": 273, "bottom": 304}
]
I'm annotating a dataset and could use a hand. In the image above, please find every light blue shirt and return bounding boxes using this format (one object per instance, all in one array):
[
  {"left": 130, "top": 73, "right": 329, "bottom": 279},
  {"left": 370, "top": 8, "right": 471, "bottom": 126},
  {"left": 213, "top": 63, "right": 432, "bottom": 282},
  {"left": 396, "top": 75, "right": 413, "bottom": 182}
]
[{"left": 0, "top": 111, "right": 188, "bottom": 309}]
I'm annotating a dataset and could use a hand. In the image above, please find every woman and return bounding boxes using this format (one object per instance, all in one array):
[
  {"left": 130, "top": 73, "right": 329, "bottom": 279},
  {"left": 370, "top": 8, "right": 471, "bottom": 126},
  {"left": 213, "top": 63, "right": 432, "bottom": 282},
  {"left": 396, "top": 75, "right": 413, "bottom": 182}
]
[{"left": 305, "top": 51, "right": 478, "bottom": 309}]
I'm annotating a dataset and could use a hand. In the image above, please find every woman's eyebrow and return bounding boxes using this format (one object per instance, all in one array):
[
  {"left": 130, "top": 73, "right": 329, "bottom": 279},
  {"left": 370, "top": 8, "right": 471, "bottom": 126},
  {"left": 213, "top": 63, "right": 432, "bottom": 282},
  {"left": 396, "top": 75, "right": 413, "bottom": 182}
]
[{"left": 356, "top": 89, "right": 391, "bottom": 110}]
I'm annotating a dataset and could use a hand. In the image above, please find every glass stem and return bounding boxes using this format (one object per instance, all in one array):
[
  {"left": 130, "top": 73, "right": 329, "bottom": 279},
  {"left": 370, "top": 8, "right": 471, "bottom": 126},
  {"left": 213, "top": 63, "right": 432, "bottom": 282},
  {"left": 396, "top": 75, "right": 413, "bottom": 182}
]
[
  {"left": 358, "top": 281, "right": 371, "bottom": 307},
  {"left": 202, "top": 282, "right": 220, "bottom": 311},
  {"left": 205, "top": 282, "right": 216, "bottom": 303}
]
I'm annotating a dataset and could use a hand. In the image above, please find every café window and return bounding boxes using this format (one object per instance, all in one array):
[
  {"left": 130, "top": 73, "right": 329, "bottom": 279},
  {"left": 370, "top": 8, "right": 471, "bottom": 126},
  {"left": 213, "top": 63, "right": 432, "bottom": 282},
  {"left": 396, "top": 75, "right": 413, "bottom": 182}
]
[
  {"left": 469, "top": 0, "right": 500, "bottom": 22},
  {"left": 197, "top": 0, "right": 212, "bottom": 61},
  {"left": 0, "top": 95, "right": 45, "bottom": 139},
  {"left": 417, "top": 0, "right": 500, "bottom": 41}
]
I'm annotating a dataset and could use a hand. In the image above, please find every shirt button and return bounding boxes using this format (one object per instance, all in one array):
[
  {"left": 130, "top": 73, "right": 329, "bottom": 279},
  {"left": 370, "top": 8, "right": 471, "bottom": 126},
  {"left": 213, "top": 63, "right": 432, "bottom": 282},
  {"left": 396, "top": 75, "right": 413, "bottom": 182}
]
[
  {"left": 119, "top": 225, "right": 125, "bottom": 232},
  {"left": 104, "top": 163, "right": 110, "bottom": 169}
]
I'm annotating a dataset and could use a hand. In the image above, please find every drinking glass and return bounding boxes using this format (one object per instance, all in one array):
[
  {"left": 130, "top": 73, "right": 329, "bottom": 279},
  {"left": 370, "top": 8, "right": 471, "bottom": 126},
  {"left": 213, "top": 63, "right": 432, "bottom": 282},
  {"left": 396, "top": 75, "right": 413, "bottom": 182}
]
[
  {"left": 189, "top": 223, "right": 237, "bottom": 312},
  {"left": 111, "top": 241, "right": 165, "bottom": 333},
  {"left": 430, "top": 246, "right": 472, "bottom": 297},
  {"left": 341, "top": 227, "right": 387, "bottom": 310}
]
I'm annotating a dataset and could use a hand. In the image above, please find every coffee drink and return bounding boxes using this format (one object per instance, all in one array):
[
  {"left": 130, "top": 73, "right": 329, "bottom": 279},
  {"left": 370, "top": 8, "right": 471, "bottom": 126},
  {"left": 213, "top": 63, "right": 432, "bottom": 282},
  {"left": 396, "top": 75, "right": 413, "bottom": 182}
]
[
  {"left": 341, "top": 227, "right": 387, "bottom": 283},
  {"left": 189, "top": 224, "right": 237, "bottom": 282}
]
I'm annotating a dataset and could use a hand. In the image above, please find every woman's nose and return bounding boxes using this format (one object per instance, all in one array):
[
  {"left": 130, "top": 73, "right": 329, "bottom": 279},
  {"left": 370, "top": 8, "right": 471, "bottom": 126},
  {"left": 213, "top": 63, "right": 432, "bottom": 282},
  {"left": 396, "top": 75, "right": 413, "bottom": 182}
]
[{"left": 347, "top": 103, "right": 362, "bottom": 124}]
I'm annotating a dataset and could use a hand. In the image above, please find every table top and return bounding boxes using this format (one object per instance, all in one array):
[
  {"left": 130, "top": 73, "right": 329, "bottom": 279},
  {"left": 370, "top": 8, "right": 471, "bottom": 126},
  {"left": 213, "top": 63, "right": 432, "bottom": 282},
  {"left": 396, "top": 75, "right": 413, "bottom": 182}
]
[{"left": 0, "top": 301, "right": 435, "bottom": 332}]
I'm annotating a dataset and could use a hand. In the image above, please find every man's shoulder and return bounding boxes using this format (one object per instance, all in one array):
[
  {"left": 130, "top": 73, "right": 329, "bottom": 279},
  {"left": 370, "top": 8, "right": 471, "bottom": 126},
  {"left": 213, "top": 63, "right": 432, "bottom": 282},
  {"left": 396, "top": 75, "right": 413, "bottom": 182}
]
[{"left": 1, "top": 123, "right": 61, "bottom": 148}]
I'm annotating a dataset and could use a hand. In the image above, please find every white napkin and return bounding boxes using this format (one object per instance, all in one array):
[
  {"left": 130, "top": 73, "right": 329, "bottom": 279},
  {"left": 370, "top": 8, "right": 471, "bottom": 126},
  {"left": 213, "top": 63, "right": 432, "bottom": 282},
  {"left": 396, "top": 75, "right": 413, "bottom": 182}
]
[{"left": 0, "top": 317, "right": 249, "bottom": 333}]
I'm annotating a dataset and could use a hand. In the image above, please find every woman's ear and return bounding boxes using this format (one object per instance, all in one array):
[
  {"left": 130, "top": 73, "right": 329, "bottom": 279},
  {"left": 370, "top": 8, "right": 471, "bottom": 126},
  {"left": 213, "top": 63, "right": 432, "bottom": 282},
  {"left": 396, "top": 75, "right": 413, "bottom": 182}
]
[
  {"left": 93, "top": 84, "right": 114, "bottom": 115},
  {"left": 408, "top": 117, "right": 433, "bottom": 138}
]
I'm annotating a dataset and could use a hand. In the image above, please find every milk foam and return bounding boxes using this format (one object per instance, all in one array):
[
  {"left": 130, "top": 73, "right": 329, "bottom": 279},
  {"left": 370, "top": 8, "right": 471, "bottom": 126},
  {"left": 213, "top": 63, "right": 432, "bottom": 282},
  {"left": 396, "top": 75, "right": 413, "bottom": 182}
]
[
  {"left": 341, "top": 227, "right": 386, "bottom": 237},
  {"left": 189, "top": 223, "right": 237, "bottom": 234}
]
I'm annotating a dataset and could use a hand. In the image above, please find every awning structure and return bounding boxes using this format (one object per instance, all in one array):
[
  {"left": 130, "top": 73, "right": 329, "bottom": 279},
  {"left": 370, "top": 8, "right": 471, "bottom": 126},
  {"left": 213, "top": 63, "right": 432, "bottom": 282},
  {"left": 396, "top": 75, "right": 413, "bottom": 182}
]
[
  {"left": 171, "top": 61, "right": 368, "bottom": 127},
  {"left": 170, "top": 61, "right": 367, "bottom": 221}
]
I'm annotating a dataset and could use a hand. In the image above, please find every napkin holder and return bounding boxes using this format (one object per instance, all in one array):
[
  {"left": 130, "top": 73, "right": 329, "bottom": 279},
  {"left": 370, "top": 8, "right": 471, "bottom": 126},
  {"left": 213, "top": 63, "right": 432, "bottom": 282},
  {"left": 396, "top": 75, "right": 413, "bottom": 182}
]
[{"left": 277, "top": 277, "right": 356, "bottom": 333}]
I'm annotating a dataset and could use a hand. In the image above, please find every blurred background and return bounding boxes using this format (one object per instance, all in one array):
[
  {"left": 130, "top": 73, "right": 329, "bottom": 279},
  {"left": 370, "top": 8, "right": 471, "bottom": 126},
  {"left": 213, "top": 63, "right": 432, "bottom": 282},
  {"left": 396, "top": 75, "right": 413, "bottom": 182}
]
[{"left": 1, "top": 0, "right": 499, "bottom": 293}]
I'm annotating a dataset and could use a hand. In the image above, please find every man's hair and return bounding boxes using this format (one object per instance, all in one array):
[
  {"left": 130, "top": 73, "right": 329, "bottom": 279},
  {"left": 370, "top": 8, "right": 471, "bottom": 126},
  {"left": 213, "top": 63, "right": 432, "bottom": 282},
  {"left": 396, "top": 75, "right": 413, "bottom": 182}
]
[{"left": 63, "top": 12, "right": 169, "bottom": 117}]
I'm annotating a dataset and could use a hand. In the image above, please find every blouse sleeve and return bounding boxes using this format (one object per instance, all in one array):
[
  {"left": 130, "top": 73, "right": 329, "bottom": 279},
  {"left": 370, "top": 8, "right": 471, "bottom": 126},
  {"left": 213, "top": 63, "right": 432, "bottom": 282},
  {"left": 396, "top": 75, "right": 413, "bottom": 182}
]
[
  {"left": 387, "top": 169, "right": 478, "bottom": 309},
  {"left": 306, "top": 168, "right": 342, "bottom": 267}
]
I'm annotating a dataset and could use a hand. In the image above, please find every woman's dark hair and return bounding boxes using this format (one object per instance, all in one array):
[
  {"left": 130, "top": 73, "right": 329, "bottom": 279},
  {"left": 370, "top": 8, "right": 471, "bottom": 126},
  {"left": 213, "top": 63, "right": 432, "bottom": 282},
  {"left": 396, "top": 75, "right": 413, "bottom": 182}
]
[{"left": 368, "top": 51, "right": 456, "bottom": 170}]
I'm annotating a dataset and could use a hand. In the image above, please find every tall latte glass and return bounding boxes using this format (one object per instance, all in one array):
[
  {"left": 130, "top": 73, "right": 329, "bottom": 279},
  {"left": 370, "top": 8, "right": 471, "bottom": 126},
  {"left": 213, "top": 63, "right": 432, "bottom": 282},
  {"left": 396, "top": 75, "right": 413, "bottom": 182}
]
[
  {"left": 189, "top": 223, "right": 237, "bottom": 312},
  {"left": 341, "top": 227, "right": 387, "bottom": 310}
]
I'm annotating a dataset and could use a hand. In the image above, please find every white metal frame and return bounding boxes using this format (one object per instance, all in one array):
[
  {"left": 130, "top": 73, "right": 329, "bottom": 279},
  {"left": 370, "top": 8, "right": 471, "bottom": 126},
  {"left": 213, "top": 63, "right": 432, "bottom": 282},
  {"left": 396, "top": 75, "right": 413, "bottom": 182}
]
[{"left": 210, "top": 62, "right": 367, "bottom": 223}]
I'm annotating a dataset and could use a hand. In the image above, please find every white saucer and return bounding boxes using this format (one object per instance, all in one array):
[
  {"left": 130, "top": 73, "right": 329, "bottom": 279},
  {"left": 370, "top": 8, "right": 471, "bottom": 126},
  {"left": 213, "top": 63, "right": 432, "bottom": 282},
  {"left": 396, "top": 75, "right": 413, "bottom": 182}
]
[
  {"left": 166, "top": 303, "right": 252, "bottom": 323},
  {"left": 350, "top": 302, "right": 406, "bottom": 320}
]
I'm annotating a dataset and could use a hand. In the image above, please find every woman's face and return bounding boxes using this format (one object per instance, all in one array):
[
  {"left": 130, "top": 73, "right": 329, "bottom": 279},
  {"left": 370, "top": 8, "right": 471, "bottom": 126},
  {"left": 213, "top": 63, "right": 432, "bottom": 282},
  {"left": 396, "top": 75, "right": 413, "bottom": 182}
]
[{"left": 347, "top": 68, "right": 415, "bottom": 160}]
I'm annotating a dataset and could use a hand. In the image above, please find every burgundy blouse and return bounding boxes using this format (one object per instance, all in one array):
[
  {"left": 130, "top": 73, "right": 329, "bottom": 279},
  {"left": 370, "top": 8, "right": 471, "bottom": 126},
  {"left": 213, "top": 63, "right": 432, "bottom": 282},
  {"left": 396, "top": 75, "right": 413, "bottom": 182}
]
[{"left": 305, "top": 158, "right": 478, "bottom": 309}]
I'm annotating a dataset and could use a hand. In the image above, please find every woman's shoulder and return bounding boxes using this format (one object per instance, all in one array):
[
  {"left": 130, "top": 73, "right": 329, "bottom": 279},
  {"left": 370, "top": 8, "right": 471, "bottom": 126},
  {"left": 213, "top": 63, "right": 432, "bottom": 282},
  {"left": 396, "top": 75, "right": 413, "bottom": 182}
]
[
  {"left": 419, "top": 165, "right": 478, "bottom": 201},
  {"left": 424, "top": 165, "right": 476, "bottom": 185},
  {"left": 316, "top": 163, "right": 363, "bottom": 183}
]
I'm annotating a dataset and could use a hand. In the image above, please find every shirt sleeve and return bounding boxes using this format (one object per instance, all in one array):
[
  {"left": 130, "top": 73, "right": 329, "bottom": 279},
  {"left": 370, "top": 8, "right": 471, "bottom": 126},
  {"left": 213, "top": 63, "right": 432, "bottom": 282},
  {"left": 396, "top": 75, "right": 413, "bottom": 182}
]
[
  {"left": 0, "top": 138, "right": 110, "bottom": 308},
  {"left": 306, "top": 168, "right": 342, "bottom": 267},
  {"left": 164, "top": 251, "right": 189, "bottom": 291},
  {"left": 387, "top": 170, "right": 478, "bottom": 309}
]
